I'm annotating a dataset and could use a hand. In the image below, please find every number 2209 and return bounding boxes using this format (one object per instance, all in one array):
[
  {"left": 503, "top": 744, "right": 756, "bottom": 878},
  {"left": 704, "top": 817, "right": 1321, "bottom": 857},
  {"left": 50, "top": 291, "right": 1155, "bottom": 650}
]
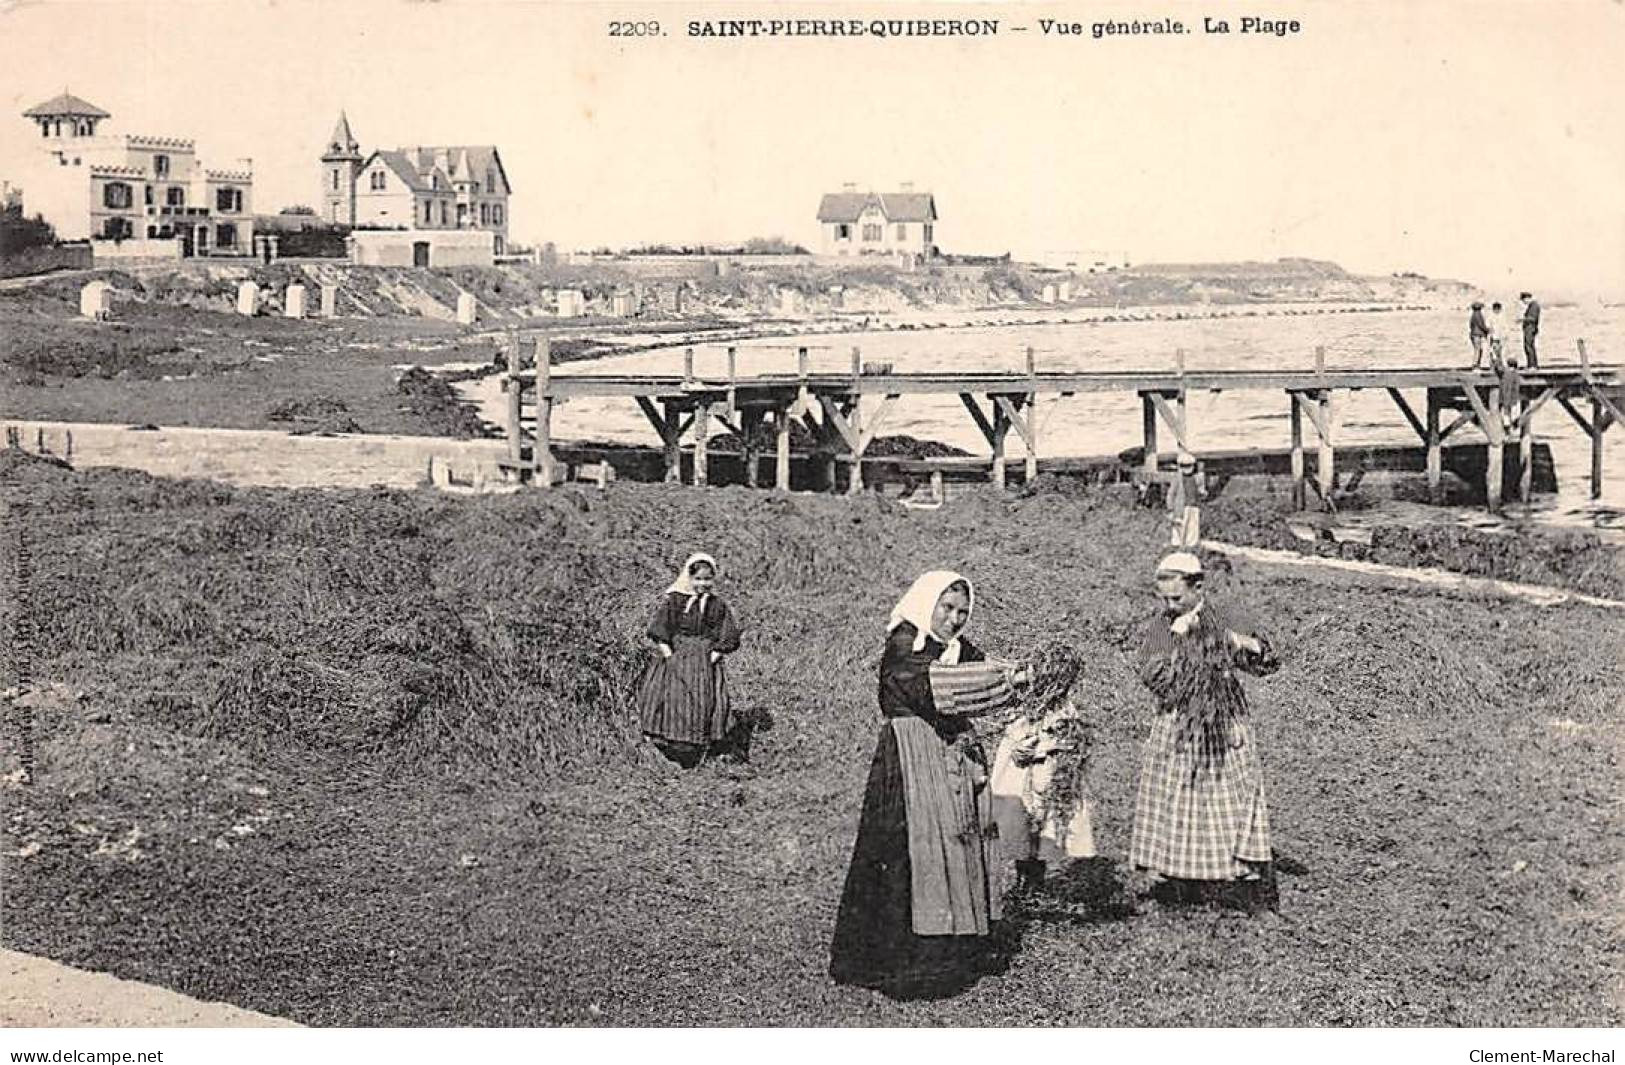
[{"left": 608, "top": 20, "right": 661, "bottom": 36}]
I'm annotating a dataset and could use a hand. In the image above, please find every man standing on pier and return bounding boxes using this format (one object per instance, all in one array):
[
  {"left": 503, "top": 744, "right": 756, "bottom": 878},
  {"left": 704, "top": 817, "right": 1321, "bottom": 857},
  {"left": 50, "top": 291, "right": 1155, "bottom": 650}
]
[
  {"left": 1519, "top": 292, "right": 1541, "bottom": 369},
  {"left": 1468, "top": 301, "right": 1491, "bottom": 369}
]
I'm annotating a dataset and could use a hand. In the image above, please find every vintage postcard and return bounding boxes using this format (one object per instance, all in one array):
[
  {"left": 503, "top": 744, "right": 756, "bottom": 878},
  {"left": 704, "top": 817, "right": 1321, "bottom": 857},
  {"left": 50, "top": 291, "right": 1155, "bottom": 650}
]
[{"left": 1, "top": 0, "right": 1622, "bottom": 1057}]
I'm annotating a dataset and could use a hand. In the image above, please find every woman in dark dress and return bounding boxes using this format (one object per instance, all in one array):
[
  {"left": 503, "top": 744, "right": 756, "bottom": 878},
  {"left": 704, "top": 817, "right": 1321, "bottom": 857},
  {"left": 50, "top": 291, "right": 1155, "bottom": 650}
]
[
  {"left": 636, "top": 552, "right": 742, "bottom": 768},
  {"left": 829, "top": 570, "right": 1025, "bottom": 997}
]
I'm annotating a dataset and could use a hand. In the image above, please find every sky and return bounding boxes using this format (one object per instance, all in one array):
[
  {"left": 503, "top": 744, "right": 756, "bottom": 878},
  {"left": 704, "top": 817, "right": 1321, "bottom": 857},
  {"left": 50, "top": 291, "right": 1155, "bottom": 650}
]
[{"left": 2, "top": 0, "right": 1623, "bottom": 296}]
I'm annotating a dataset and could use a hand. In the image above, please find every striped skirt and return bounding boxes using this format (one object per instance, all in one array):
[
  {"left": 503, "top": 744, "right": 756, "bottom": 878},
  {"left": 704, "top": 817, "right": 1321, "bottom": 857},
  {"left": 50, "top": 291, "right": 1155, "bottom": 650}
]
[
  {"left": 636, "top": 635, "right": 731, "bottom": 744},
  {"left": 1129, "top": 713, "right": 1272, "bottom": 880}
]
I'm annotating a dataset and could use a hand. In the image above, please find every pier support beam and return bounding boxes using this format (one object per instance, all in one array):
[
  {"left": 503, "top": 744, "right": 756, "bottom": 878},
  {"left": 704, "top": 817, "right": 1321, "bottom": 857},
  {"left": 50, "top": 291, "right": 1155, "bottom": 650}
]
[
  {"left": 1558, "top": 391, "right": 1620, "bottom": 501},
  {"left": 1140, "top": 392, "right": 1160, "bottom": 500},
  {"left": 822, "top": 392, "right": 897, "bottom": 496},
  {"left": 1288, "top": 389, "right": 1336, "bottom": 510},
  {"left": 1461, "top": 384, "right": 1506, "bottom": 511},
  {"left": 741, "top": 408, "right": 763, "bottom": 488},
  {"left": 1139, "top": 389, "right": 1189, "bottom": 507},
  {"left": 534, "top": 337, "right": 555, "bottom": 488},
  {"left": 636, "top": 397, "right": 691, "bottom": 485},
  {"left": 693, "top": 401, "right": 711, "bottom": 487},
  {"left": 994, "top": 395, "right": 1039, "bottom": 487},
  {"left": 1425, "top": 389, "right": 1443, "bottom": 503},
  {"left": 774, "top": 406, "right": 792, "bottom": 491},
  {"left": 960, "top": 393, "right": 1015, "bottom": 491},
  {"left": 1316, "top": 393, "right": 1334, "bottom": 503},
  {"left": 1594, "top": 399, "right": 1611, "bottom": 499},
  {"left": 504, "top": 331, "right": 524, "bottom": 473},
  {"left": 1289, "top": 393, "right": 1305, "bottom": 510}
]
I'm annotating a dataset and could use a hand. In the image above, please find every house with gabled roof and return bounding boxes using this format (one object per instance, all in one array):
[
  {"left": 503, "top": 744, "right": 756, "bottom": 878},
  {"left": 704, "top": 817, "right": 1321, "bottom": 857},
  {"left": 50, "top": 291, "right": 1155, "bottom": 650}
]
[
  {"left": 816, "top": 183, "right": 936, "bottom": 258},
  {"left": 320, "top": 112, "right": 512, "bottom": 258}
]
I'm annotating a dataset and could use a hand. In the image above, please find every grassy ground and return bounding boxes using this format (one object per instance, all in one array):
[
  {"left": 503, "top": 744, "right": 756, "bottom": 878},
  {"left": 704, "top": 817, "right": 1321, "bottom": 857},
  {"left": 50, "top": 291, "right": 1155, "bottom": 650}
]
[{"left": 1, "top": 452, "right": 1620, "bottom": 1026}]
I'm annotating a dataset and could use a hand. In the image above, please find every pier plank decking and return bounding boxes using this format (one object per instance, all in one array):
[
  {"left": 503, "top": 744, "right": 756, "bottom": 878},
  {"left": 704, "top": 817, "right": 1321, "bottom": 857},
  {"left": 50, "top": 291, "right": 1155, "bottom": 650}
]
[{"left": 499, "top": 333, "right": 1622, "bottom": 512}]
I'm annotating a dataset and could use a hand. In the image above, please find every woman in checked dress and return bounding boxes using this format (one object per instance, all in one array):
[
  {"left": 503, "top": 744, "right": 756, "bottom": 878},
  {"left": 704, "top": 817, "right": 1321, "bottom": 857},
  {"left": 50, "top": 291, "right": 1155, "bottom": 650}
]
[{"left": 1130, "top": 551, "right": 1282, "bottom": 910}]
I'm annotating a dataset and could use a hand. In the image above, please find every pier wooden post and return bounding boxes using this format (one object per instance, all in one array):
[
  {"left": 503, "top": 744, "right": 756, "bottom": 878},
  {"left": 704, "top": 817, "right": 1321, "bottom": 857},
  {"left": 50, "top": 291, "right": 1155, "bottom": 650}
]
[
  {"left": 1024, "top": 347, "right": 1039, "bottom": 482},
  {"left": 991, "top": 397, "right": 1010, "bottom": 490},
  {"left": 535, "top": 336, "right": 555, "bottom": 488},
  {"left": 505, "top": 330, "right": 524, "bottom": 470},
  {"left": 775, "top": 407, "right": 791, "bottom": 491},
  {"left": 1592, "top": 396, "right": 1606, "bottom": 499},
  {"left": 1141, "top": 392, "right": 1159, "bottom": 490},
  {"left": 683, "top": 346, "right": 695, "bottom": 384},
  {"left": 662, "top": 403, "right": 682, "bottom": 484},
  {"left": 849, "top": 349, "right": 865, "bottom": 495},
  {"left": 1514, "top": 374, "right": 1533, "bottom": 507},
  {"left": 694, "top": 401, "right": 711, "bottom": 487},
  {"left": 742, "top": 408, "right": 762, "bottom": 488},
  {"left": 1485, "top": 384, "right": 1504, "bottom": 512},
  {"left": 1317, "top": 391, "right": 1335, "bottom": 503},
  {"left": 823, "top": 416, "right": 840, "bottom": 493},
  {"left": 725, "top": 346, "right": 738, "bottom": 418},
  {"left": 1425, "top": 389, "right": 1442, "bottom": 503},
  {"left": 1289, "top": 392, "right": 1305, "bottom": 510}
]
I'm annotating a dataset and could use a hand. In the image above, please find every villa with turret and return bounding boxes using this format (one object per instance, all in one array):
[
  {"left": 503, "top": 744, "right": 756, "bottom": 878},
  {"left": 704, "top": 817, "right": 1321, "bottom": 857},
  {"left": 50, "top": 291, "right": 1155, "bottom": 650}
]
[
  {"left": 320, "top": 112, "right": 512, "bottom": 264},
  {"left": 14, "top": 92, "right": 254, "bottom": 257}
]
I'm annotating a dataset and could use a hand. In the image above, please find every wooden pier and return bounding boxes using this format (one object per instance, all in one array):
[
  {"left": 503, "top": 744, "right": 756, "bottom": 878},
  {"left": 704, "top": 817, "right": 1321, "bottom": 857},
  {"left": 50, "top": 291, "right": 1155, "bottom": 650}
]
[{"left": 498, "top": 334, "right": 1622, "bottom": 512}]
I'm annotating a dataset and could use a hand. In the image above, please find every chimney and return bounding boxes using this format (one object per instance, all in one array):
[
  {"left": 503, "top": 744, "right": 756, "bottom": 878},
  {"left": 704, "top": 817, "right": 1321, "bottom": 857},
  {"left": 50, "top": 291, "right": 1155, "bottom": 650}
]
[{"left": 842, "top": 182, "right": 857, "bottom": 192}]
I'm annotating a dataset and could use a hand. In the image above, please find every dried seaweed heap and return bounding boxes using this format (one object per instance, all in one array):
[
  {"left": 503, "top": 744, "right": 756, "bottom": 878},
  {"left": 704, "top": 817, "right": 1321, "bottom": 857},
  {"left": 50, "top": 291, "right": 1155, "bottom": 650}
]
[
  {"left": 1008, "top": 641, "right": 1095, "bottom": 841},
  {"left": 1138, "top": 609, "right": 1253, "bottom": 776}
]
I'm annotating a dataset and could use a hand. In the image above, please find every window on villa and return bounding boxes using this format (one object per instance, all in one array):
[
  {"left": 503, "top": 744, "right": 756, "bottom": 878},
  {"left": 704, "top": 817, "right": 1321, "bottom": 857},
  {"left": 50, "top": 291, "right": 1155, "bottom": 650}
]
[
  {"left": 836, "top": 224, "right": 850, "bottom": 239},
  {"left": 370, "top": 170, "right": 386, "bottom": 191},
  {"left": 439, "top": 201, "right": 447, "bottom": 225},
  {"left": 924, "top": 224, "right": 933, "bottom": 244},
  {"left": 154, "top": 155, "right": 170, "bottom": 177},
  {"left": 217, "top": 224, "right": 237, "bottom": 248},
  {"left": 493, "top": 205, "right": 503, "bottom": 225},
  {"left": 480, "top": 203, "right": 490, "bottom": 225},
  {"left": 166, "top": 187, "right": 185, "bottom": 207},
  {"left": 103, "top": 182, "right": 133, "bottom": 209},
  {"left": 895, "top": 224, "right": 907, "bottom": 240},
  {"left": 331, "top": 170, "right": 339, "bottom": 191},
  {"left": 216, "top": 188, "right": 241, "bottom": 213},
  {"left": 102, "top": 217, "right": 131, "bottom": 240},
  {"left": 423, "top": 201, "right": 432, "bottom": 224},
  {"left": 457, "top": 204, "right": 468, "bottom": 226},
  {"left": 144, "top": 186, "right": 154, "bottom": 206},
  {"left": 862, "top": 224, "right": 881, "bottom": 242},
  {"left": 485, "top": 173, "right": 495, "bottom": 193}
]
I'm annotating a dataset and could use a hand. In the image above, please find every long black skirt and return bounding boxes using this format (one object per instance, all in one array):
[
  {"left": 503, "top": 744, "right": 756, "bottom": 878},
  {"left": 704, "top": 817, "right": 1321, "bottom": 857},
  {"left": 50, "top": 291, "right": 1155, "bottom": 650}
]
[{"left": 828, "top": 725, "right": 994, "bottom": 997}]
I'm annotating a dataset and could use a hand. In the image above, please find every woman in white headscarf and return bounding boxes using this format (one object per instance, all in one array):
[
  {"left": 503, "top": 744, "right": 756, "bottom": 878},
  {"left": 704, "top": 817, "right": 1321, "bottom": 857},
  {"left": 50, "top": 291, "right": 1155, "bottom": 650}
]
[
  {"left": 829, "top": 570, "right": 1026, "bottom": 997},
  {"left": 635, "top": 552, "right": 743, "bottom": 768}
]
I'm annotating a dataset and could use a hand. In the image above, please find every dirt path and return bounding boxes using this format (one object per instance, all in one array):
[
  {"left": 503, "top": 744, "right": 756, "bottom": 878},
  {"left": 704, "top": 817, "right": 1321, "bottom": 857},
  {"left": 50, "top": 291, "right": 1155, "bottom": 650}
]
[
  {"left": 0, "top": 949, "right": 297, "bottom": 1027},
  {"left": 3, "top": 419, "right": 506, "bottom": 489}
]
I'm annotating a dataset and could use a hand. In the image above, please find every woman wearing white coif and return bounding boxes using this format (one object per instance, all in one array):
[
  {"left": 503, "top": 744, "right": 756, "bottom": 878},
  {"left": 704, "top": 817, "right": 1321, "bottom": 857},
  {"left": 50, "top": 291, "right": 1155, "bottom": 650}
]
[
  {"left": 635, "top": 552, "right": 742, "bottom": 768},
  {"left": 829, "top": 570, "right": 1028, "bottom": 997}
]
